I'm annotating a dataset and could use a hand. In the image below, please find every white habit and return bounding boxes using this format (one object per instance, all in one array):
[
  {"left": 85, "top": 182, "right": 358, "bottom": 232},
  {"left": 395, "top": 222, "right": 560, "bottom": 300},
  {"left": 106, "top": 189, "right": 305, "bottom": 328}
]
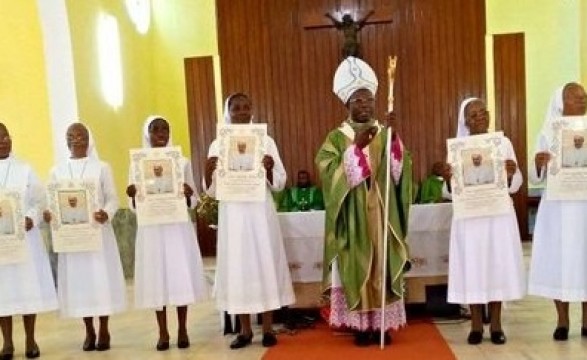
[
  {"left": 50, "top": 158, "right": 126, "bottom": 317},
  {"left": 60, "top": 204, "right": 88, "bottom": 224},
  {"left": 447, "top": 98, "right": 526, "bottom": 304},
  {"left": 229, "top": 153, "right": 254, "bottom": 171},
  {"left": 562, "top": 147, "right": 587, "bottom": 168},
  {"left": 207, "top": 135, "right": 295, "bottom": 314},
  {"left": 529, "top": 134, "right": 587, "bottom": 301},
  {"left": 463, "top": 164, "right": 494, "bottom": 186},
  {"left": 133, "top": 156, "right": 209, "bottom": 308},
  {"left": 0, "top": 157, "right": 58, "bottom": 316},
  {"left": 145, "top": 175, "right": 173, "bottom": 194}
]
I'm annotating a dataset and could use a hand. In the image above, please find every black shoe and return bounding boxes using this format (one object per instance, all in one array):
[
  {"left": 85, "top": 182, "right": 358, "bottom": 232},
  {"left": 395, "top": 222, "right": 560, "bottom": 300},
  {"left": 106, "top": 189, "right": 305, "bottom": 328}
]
[
  {"left": 96, "top": 333, "right": 110, "bottom": 352},
  {"left": 490, "top": 331, "right": 506, "bottom": 345},
  {"left": 0, "top": 347, "right": 14, "bottom": 360},
  {"left": 553, "top": 327, "right": 568, "bottom": 341},
  {"left": 354, "top": 331, "right": 371, "bottom": 347},
  {"left": 581, "top": 327, "right": 587, "bottom": 337},
  {"left": 156, "top": 340, "right": 170, "bottom": 351},
  {"left": 96, "top": 342, "right": 110, "bottom": 351},
  {"left": 371, "top": 331, "right": 392, "bottom": 345},
  {"left": 82, "top": 335, "right": 96, "bottom": 351},
  {"left": 467, "top": 330, "right": 483, "bottom": 345},
  {"left": 262, "top": 332, "right": 277, "bottom": 347},
  {"left": 177, "top": 329, "right": 190, "bottom": 349},
  {"left": 177, "top": 337, "right": 190, "bottom": 349},
  {"left": 25, "top": 347, "right": 40, "bottom": 359},
  {"left": 230, "top": 334, "right": 253, "bottom": 349},
  {"left": 177, "top": 340, "right": 190, "bottom": 349}
]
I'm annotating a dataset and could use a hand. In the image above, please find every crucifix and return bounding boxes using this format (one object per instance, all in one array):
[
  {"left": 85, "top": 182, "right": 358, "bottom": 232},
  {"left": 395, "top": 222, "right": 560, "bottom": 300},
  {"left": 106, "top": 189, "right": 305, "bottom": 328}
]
[{"left": 301, "top": 2, "right": 395, "bottom": 58}]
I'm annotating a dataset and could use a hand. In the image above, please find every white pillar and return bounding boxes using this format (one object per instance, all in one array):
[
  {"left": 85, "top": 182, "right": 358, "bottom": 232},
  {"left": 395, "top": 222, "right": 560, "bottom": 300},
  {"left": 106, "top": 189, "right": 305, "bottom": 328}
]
[{"left": 36, "top": 0, "right": 78, "bottom": 162}]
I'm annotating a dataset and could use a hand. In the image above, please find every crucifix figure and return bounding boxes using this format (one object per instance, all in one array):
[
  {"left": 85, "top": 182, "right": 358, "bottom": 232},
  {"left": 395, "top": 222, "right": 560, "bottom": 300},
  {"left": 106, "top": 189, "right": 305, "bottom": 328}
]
[
  {"left": 302, "top": 5, "right": 395, "bottom": 60},
  {"left": 325, "top": 11, "right": 374, "bottom": 58}
]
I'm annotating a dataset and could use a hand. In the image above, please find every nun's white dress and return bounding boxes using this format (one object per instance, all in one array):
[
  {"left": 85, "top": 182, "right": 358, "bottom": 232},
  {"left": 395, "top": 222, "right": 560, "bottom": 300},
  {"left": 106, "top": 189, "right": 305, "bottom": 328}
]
[
  {"left": 50, "top": 158, "right": 126, "bottom": 317},
  {"left": 0, "top": 157, "right": 58, "bottom": 316},
  {"left": 207, "top": 135, "right": 295, "bottom": 314}
]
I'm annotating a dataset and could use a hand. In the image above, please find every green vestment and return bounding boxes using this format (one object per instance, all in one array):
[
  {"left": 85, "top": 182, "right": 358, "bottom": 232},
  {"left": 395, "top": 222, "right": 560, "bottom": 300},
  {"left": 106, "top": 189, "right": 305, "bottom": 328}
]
[
  {"left": 280, "top": 186, "right": 325, "bottom": 212},
  {"left": 315, "top": 125, "right": 412, "bottom": 311},
  {"left": 418, "top": 176, "right": 444, "bottom": 204}
]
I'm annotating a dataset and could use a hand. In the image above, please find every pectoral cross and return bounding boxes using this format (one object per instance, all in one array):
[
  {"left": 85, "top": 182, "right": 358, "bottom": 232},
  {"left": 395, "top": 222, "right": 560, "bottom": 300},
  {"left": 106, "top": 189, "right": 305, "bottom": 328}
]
[{"left": 301, "top": 1, "right": 395, "bottom": 58}]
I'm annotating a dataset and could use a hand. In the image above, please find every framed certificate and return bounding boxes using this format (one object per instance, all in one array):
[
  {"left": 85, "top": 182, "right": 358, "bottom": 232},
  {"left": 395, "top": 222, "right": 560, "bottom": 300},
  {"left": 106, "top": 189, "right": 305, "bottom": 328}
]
[
  {"left": 447, "top": 132, "right": 511, "bottom": 219},
  {"left": 129, "top": 146, "right": 189, "bottom": 226},
  {"left": 0, "top": 190, "right": 27, "bottom": 264},
  {"left": 215, "top": 124, "right": 266, "bottom": 202},
  {"left": 545, "top": 116, "right": 587, "bottom": 200},
  {"left": 47, "top": 180, "right": 102, "bottom": 253}
]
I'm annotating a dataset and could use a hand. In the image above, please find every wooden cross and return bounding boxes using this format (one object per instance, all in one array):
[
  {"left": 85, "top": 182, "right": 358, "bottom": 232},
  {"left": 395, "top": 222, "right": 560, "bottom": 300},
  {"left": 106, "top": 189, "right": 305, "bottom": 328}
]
[
  {"left": 301, "top": 2, "right": 395, "bottom": 58},
  {"left": 301, "top": 5, "right": 394, "bottom": 29}
]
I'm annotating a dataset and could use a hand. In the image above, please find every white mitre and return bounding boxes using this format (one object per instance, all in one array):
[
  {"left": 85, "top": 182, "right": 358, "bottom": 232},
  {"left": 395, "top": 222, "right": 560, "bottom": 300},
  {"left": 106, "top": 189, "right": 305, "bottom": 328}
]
[{"left": 332, "top": 56, "right": 378, "bottom": 104}]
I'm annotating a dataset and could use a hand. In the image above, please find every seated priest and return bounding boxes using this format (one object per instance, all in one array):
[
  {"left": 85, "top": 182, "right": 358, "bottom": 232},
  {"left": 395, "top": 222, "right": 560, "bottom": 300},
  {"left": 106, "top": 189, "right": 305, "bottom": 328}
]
[
  {"left": 279, "top": 170, "right": 324, "bottom": 212},
  {"left": 418, "top": 161, "right": 451, "bottom": 204}
]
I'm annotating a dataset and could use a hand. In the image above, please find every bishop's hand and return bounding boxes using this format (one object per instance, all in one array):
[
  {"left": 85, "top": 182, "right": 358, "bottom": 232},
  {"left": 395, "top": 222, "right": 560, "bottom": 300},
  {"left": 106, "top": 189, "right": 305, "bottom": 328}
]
[{"left": 355, "top": 127, "right": 378, "bottom": 149}]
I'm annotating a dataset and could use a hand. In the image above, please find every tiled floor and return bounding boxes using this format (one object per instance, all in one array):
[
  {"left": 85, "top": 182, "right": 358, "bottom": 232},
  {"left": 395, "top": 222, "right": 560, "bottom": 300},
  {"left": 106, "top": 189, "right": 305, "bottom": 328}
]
[
  {"left": 3, "top": 244, "right": 587, "bottom": 359},
  {"left": 437, "top": 242, "right": 587, "bottom": 359}
]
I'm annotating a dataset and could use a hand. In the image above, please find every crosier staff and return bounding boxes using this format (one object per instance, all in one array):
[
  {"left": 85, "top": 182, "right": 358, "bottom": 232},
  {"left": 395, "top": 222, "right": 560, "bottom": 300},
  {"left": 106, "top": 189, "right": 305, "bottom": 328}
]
[
  {"left": 387, "top": 56, "right": 397, "bottom": 112},
  {"left": 381, "top": 55, "right": 397, "bottom": 349},
  {"left": 379, "top": 126, "right": 392, "bottom": 349}
]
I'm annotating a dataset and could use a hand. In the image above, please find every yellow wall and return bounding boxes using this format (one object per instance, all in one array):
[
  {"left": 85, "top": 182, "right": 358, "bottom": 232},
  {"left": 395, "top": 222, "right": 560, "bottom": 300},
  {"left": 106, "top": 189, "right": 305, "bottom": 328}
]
[
  {"left": 486, "top": 0, "right": 581, "bottom": 169},
  {"left": 0, "top": 1, "right": 53, "bottom": 177},
  {"left": 3, "top": 1, "right": 584, "bottom": 196},
  {"left": 151, "top": 0, "right": 220, "bottom": 151},
  {"left": 66, "top": 0, "right": 218, "bottom": 201},
  {"left": 582, "top": 1, "right": 587, "bottom": 85},
  {"left": 66, "top": 0, "right": 156, "bottom": 200}
]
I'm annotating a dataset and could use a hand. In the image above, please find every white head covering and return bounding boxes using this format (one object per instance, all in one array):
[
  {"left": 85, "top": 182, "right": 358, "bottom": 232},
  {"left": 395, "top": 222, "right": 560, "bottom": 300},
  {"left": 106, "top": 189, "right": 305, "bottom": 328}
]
[
  {"left": 456, "top": 97, "right": 480, "bottom": 138},
  {"left": 223, "top": 93, "right": 253, "bottom": 124},
  {"left": 142, "top": 115, "right": 172, "bottom": 148},
  {"left": 67, "top": 122, "right": 99, "bottom": 160},
  {"left": 333, "top": 56, "right": 378, "bottom": 104},
  {"left": 537, "top": 86, "right": 564, "bottom": 146}
]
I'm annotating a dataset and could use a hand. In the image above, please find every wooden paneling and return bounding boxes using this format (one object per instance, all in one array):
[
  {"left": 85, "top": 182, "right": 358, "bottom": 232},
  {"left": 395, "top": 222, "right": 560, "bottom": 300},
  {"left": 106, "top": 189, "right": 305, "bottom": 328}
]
[
  {"left": 216, "top": 0, "right": 487, "bottom": 184},
  {"left": 493, "top": 33, "right": 528, "bottom": 240},
  {"left": 184, "top": 56, "right": 218, "bottom": 256}
]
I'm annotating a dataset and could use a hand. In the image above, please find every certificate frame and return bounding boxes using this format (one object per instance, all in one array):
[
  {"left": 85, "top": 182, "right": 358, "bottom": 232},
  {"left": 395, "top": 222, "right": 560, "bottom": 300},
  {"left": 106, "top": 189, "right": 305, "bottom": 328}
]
[
  {"left": 546, "top": 116, "right": 587, "bottom": 200},
  {"left": 215, "top": 124, "right": 267, "bottom": 202},
  {"left": 0, "top": 190, "right": 27, "bottom": 264},
  {"left": 447, "top": 131, "right": 510, "bottom": 219},
  {"left": 129, "top": 146, "right": 189, "bottom": 226},
  {"left": 47, "top": 180, "right": 102, "bottom": 253}
]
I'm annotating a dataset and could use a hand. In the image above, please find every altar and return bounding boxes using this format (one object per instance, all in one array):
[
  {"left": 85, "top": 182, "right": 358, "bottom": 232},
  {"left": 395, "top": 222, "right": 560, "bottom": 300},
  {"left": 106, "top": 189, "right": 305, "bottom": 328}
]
[
  {"left": 278, "top": 211, "right": 325, "bottom": 308},
  {"left": 278, "top": 204, "right": 453, "bottom": 307},
  {"left": 404, "top": 203, "right": 452, "bottom": 304}
]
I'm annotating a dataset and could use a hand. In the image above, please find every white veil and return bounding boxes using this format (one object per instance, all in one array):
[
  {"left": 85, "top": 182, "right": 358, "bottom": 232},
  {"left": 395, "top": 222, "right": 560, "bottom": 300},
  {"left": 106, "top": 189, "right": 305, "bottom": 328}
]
[
  {"left": 142, "top": 115, "right": 172, "bottom": 148},
  {"left": 456, "top": 97, "right": 480, "bottom": 138}
]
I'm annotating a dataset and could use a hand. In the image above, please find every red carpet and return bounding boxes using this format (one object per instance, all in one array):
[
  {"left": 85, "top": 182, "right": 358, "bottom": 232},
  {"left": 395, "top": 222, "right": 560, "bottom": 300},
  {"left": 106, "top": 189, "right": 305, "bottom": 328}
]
[{"left": 263, "top": 319, "right": 456, "bottom": 360}]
